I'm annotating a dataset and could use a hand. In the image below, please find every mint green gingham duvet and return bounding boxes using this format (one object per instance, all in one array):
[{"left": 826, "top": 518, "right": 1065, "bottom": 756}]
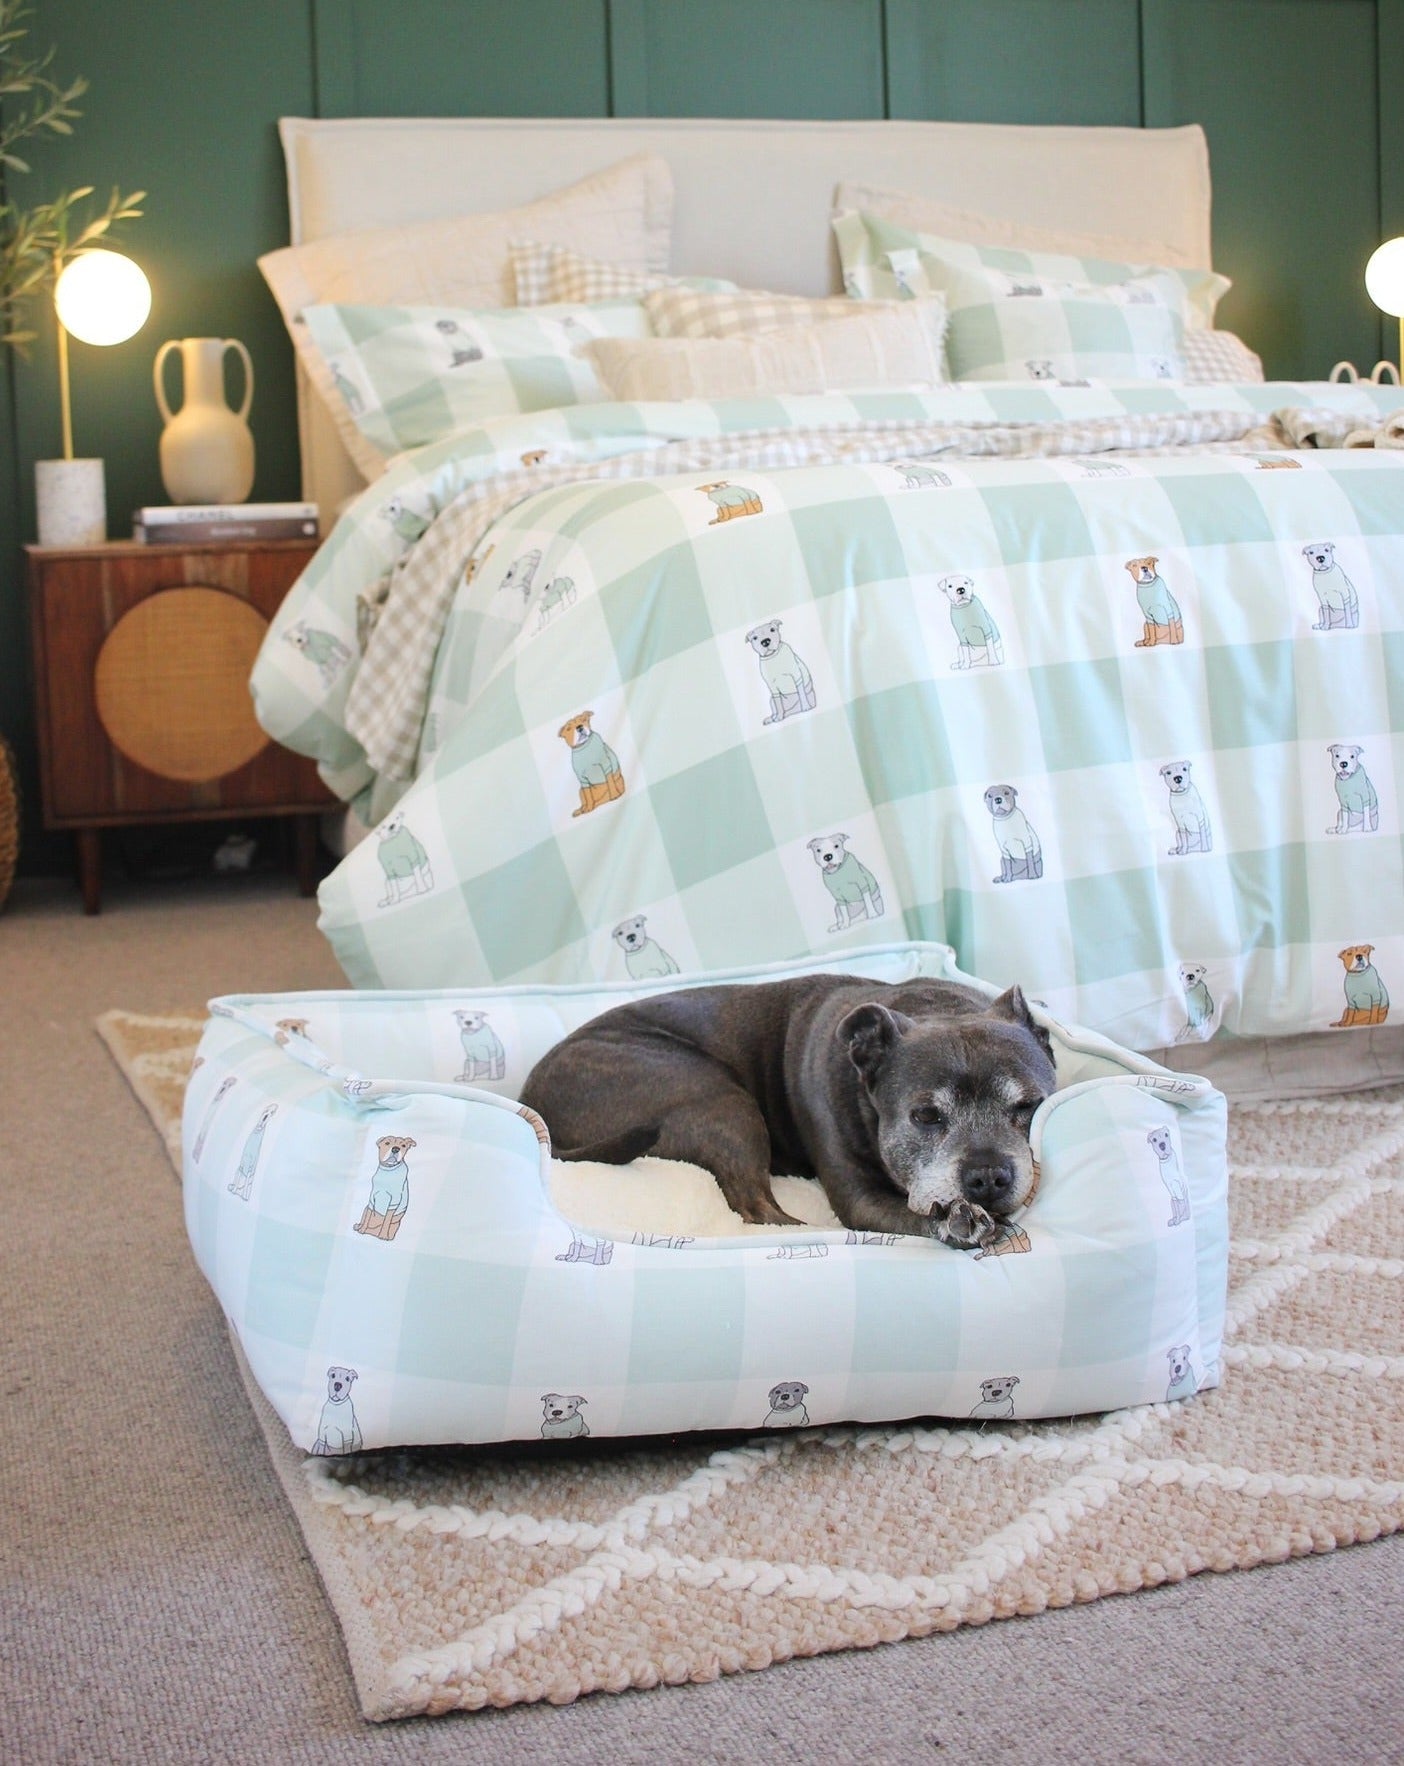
[{"left": 252, "top": 382, "right": 1404, "bottom": 1052}]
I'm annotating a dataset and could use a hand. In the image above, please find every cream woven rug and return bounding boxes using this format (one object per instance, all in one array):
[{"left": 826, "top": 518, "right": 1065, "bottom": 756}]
[{"left": 98, "top": 1008, "right": 1404, "bottom": 1721}]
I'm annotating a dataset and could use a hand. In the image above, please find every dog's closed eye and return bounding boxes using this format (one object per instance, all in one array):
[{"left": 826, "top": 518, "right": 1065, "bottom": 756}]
[{"left": 1011, "top": 1101, "right": 1040, "bottom": 1128}]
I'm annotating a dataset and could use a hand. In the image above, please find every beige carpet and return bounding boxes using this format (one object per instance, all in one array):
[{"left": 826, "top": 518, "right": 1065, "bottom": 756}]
[{"left": 97, "top": 1008, "right": 1404, "bottom": 1723}]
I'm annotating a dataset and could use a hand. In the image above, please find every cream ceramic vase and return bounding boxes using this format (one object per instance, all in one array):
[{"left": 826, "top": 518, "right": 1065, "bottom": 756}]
[{"left": 154, "top": 336, "right": 255, "bottom": 503}]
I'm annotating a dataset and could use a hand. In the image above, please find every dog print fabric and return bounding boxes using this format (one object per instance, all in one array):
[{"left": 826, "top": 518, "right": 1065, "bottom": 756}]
[
  {"left": 250, "top": 380, "right": 1404, "bottom": 1053},
  {"left": 181, "top": 945, "right": 1229, "bottom": 1451}
]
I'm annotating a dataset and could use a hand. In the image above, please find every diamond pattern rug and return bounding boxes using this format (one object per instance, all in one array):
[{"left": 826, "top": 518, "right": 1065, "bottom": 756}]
[{"left": 97, "top": 1009, "right": 1404, "bottom": 1720}]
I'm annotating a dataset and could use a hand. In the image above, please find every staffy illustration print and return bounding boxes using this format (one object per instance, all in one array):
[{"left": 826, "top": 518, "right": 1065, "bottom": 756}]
[
  {"left": 559, "top": 711, "right": 625, "bottom": 816},
  {"left": 1332, "top": 946, "right": 1390, "bottom": 1027},
  {"left": 1302, "top": 542, "right": 1359, "bottom": 630},
  {"left": 354, "top": 1134, "right": 418, "bottom": 1241},
  {"left": 1327, "top": 744, "right": 1379, "bottom": 834},
  {"left": 453, "top": 1010, "right": 506, "bottom": 1083},
  {"left": 1160, "top": 762, "right": 1212, "bottom": 856},
  {"left": 376, "top": 812, "right": 433, "bottom": 906},
  {"left": 313, "top": 1366, "right": 363, "bottom": 1456},
  {"left": 807, "top": 834, "right": 885, "bottom": 932},
  {"left": 746, "top": 620, "right": 816, "bottom": 724},
  {"left": 939, "top": 574, "right": 1004, "bottom": 670},
  {"left": 985, "top": 785, "right": 1043, "bottom": 882}
]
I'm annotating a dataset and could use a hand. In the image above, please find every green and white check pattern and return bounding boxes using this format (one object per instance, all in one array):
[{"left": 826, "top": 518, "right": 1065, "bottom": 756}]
[
  {"left": 834, "top": 211, "right": 1230, "bottom": 385},
  {"left": 249, "top": 381, "right": 1404, "bottom": 1052},
  {"left": 182, "top": 944, "right": 1228, "bottom": 1451},
  {"left": 301, "top": 297, "right": 652, "bottom": 466}
]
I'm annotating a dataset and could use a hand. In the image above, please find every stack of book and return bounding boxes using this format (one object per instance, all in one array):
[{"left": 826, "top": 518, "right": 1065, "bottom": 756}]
[{"left": 133, "top": 501, "right": 320, "bottom": 544}]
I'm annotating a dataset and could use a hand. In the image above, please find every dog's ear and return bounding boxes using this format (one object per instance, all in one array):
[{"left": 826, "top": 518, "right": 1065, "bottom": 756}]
[
  {"left": 839, "top": 1002, "right": 912, "bottom": 1081},
  {"left": 987, "top": 985, "right": 1055, "bottom": 1062}
]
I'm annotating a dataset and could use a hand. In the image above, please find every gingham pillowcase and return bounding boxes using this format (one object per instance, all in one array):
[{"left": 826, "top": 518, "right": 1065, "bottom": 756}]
[
  {"left": 834, "top": 210, "right": 1231, "bottom": 385},
  {"left": 1180, "top": 328, "right": 1264, "bottom": 384},
  {"left": 300, "top": 298, "right": 651, "bottom": 468},
  {"left": 509, "top": 239, "right": 736, "bottom": 307},
  {"left": 644, "top": 284, "right": 875, "bottom": 338}
]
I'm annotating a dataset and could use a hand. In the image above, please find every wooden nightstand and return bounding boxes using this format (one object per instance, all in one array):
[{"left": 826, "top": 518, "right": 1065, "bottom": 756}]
[{"left": 26, "top": 537, "right": 334, "bottom": 913}]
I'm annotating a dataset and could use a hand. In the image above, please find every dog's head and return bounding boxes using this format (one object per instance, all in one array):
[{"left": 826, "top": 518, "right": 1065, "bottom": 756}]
[
  {"left": 767, "top": 1381, "right": 809, "bottom": 1412},
  {"left": 1339, "top": 944, "right": 1374, "bottom": 973},
  {"left": 1166, "top": 1345, "right": 1193, "bottom": 1384},
  {"left": 807, "top": 834, "right": 851, "bottom": 871},
  {"left": 979, "top": 1376, "right": 1019, "bottom": 1404},
  {"left": 454, "top": 1009, "right": 487, "bottom": 1033},
  {"left": 558, "top": 712, "right": 595, "bottom": 747},
  {"left": 839, "top": 986, "right": 1056, "bottom": 1223},
  {"left": 1302, "top": 542, "right": 1335, "bottom": 572},
  {"left": 1124, "top": 555, "right": 1159, "bottom": 583},
  {"left": 1328, "top": 743, "right": 1363, "bottom": 778},
  {"left": 1179, "top": 963, "right": 1207, "bottom": 990},
  {"left": 746, "top": 620, "right": 783, "bottom": 655},
  {"left": 540, "top": 1392, "right": 585, "bottom": 1421},
  {"left": 1025, "top": 359, "right": 1055, "bottom": 380},
  {"left": 939, "top": 573, "right": 975, "bottom": 605},
  {"left": 1160, "top": 761, "right": 1193, "bottom": 793},
  {"left": 984, "top": 784, "right": 1018, "bottom": 818},
  {"left": 612, "top": 915, "right": 648, "bottom": 951},
  {"left": 1147, "top": 1125, "right": 1175, "bottom": 1162},
  {"left": 379, "top": 811, "right": 406, "bottom": 840},
  {"left": 375, "top": 1134, "right": 417, "bottom": 1167},
  {"left": 325, "top": 1366, "right": 357, "bottom": 1402}
]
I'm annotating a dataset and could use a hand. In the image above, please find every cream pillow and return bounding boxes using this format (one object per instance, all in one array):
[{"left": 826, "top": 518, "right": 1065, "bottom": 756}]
[
  {"left": 583, "top": 301, "right": 949, "bottom": 402},
  {"left": 834, "top": 179, "right": 1198, "bottom": 278},
  {"left": 259, "top": 154, "right": 673, "bottom": 475}
]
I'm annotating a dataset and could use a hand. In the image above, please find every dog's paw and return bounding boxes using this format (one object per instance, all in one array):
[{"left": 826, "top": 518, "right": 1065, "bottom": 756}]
[{"left": 938, "top": 1199, "right": 1001, "bottom": 1250}]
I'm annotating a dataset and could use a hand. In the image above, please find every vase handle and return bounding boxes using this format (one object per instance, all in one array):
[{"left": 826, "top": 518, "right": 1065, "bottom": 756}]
[
  {"left": 225, "top": 338, "right": 254, "bottom": 421},
  {"left": 153, "top": 339, "right": 180, "bottom": 424}
]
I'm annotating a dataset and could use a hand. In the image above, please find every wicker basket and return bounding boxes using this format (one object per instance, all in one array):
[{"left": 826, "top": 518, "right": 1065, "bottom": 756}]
[{"left": 0, "top": 735, "right": 19, "bottom": 912}]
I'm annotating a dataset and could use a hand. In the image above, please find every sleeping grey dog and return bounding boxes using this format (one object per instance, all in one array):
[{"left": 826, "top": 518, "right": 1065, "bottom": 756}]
[{"left": 517, "top": 975, "right": 1056, "bottom": 1248}]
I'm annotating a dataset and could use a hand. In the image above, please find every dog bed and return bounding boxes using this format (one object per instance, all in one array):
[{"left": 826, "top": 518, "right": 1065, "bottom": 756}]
[{"left": 182, "top": 943, "right": 1228, "bottom": 1453}]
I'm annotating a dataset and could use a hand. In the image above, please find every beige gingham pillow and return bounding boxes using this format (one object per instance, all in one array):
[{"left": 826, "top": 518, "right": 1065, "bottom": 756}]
[
  {"left": 510, "top": 240, "right": 735, "bottom": 307},
  {"left": 582, "top": 301, "right": 949, "bottom": 402},
  {"left": 645, "top": 285, "right": 870, "bottom": 339},
  {"left": 1180, "top": 328, "right": 1264, "bottom": 383}
]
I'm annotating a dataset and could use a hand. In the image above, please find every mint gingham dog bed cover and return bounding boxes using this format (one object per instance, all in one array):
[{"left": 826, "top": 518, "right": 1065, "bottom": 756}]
[{"left": 183, "top": 944, "right": 1227, "bottom": 1453}]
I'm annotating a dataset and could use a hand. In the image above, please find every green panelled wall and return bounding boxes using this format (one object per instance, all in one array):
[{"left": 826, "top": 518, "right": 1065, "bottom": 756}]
[{"left": 2, "top": 0, "right": 1400, "bottom": 867}]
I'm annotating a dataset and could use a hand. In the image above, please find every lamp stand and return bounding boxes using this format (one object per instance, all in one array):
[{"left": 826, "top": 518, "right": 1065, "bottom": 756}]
[{"left": 57, "top": 319, "right": 74, "bottom": 461}]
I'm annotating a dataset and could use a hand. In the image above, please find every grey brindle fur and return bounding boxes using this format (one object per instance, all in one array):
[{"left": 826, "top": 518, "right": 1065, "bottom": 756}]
[{"left": 518, "top": 975, "right": 1056, "bottom": 1248}]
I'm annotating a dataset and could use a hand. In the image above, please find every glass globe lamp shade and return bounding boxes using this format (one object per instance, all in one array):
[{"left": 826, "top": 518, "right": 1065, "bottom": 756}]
[{"left": 53, "top": 249, "right": 151, "bottom": 345}]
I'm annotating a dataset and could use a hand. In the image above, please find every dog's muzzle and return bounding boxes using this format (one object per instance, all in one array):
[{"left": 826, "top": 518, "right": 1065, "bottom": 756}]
[{"left": 960, "top": 1154, "right": 1020, "bottom": 1211}]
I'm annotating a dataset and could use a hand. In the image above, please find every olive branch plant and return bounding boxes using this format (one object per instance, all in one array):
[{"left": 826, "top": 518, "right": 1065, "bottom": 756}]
[{"left": 0, "top": 0, "right": 143, "bottom": 353}]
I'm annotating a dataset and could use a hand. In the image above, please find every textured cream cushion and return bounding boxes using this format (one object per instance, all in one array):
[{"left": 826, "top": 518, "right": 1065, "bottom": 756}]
[
  {"left": 583, "top": 300, "right": 949, "bottom": 402},
  {"left": 835, "top": 179, "right": 1197, "bottom": 277},
  {"left": 260, "top": 155, "right": 672, "bottom": 476}
]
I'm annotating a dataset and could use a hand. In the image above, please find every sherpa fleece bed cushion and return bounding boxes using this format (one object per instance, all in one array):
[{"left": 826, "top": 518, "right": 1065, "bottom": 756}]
[{"left": 182, "top": 944, "right": 1228, "bottom": 1453}]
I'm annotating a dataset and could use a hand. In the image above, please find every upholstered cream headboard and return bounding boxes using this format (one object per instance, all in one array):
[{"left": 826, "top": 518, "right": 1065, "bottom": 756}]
[{"left": 278, "top": 115, "right": 1213, "bottom": 520}]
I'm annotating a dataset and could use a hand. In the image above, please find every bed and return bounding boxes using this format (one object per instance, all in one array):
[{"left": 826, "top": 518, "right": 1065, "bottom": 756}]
[{"left": 249, "top": 116, "right": 1404, "bottom": 1093}]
